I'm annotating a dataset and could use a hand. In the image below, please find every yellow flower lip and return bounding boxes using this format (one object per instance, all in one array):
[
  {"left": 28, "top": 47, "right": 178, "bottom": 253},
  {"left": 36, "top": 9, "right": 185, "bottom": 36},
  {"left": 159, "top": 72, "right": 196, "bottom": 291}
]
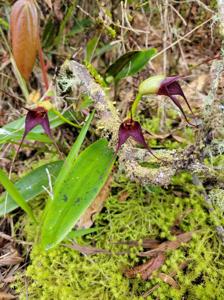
[{"left": 36, "top": 100, "right": 53, "bottom": 111}]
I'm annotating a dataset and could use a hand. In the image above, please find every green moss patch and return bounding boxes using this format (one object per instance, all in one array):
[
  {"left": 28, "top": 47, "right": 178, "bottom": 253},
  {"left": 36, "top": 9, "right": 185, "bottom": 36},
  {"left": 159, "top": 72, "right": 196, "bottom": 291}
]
[{"left": 14, "top": 173, "right": 224, "bottom": 300}]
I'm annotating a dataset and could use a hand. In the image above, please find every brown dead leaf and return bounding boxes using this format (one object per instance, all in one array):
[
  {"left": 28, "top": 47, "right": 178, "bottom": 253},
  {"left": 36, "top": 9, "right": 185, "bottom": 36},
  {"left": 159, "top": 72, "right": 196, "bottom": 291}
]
[
  {"left": 139, "top": 232, "right": 193, "bottom": 257},
  {"left": 141, "top": 239, "right": 161, "bottom": 249},
  {"left": 124, "top": 252, "right": 166, "bottom": 280},
  {"left": 142, "top": 261, "right": 189, "bottom": 298},
  {"left": 64, "top": 242, "right": 111, "bottom": 256},
  {"left": 0, "top": 249, "right": 23, "bottom": 267},
  {"left": 145, "top": 132, "right": 171, "bottom": 140},
  {"left": 114, "top": 239, "right": 160, "bottom": 249},
  {"left": 10, "top": 0, "right": 40, "bottom": 81},
  {"left": 0, "top": 292, "right": 16, "bottom": 299},
  {"left": 171, "top": 134, "right": 188, "bottom": 144},
  {"left": 118, "top": 190, "right": 129, "bottom": 202},
  {"left": 159, "top": 273, "right": 179, "bottom": 289},
  {"left": 77, "top": 176, "right": 113, "bottom": 229}
]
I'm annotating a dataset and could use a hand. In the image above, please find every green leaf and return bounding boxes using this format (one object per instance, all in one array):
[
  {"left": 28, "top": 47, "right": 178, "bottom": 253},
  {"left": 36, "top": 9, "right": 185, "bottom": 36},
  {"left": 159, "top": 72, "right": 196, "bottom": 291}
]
[
  {"left": 53, "top": 111, "right": 95, "bottom": 191},
  {"left": 0, "top": 17, "right": 9, "bottom": 30},
  {"left": 0, "top": 161, "right": 63, "bottom": 216},
  {"left": 85, "top": 35, "right": 100, "bottom": 63},
  {"left": 41, "top": 139, "right": 115, "bottom": 250},
  {"left": 0, "top": 169, "right": 36, "bottom": 222},
  {"left": 106, "top": 48, "right": 157, "bottom": 82}
]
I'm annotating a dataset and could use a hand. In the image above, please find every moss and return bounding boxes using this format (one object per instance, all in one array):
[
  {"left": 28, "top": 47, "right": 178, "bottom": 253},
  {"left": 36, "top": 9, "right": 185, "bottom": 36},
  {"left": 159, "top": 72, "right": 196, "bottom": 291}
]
[{"left": 13, "top": 173, "right": 224, "bottom": 300}]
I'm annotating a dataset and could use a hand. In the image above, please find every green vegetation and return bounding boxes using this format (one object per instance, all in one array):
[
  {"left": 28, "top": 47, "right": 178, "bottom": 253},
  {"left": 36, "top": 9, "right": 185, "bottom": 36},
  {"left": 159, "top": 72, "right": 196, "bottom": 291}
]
[
  {"left": 13, "top": 173, "right": 224, "bottom": 300},
  {"left": 0, "top": 1, "right": 223, "bottom": 299}
]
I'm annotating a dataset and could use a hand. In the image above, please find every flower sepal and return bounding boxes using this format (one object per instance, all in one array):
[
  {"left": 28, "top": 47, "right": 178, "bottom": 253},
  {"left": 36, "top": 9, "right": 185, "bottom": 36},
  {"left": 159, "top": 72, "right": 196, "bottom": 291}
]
[
  {"left": 139, "top": 75, "right": 196, "bottom": 126},
  {"left": 116, "top": 118, "right": 158, "bottom": 159}
]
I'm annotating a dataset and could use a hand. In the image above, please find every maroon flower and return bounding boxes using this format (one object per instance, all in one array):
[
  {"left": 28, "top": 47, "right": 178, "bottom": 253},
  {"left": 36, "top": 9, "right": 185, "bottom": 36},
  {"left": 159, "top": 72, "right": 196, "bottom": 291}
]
[
  {"left": 139, "top": 75, "right": 195, "bottom": 126},
  {"left": 116, "top": 118, "right": 157, "bottom": 158},
  {"left": 21, "top": 106, "right": 52, "bottom": 145},
  {"left": 15, "top": 106, "right": 54, "bottom": 159}
]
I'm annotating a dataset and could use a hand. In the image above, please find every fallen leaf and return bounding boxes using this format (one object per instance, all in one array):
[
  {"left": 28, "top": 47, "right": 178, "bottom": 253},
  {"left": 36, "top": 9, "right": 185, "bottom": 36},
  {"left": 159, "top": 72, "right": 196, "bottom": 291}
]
[
  {"left": 118, "top": 190, "right": 129, "bottom": 202},
  {"left": 124, "top": 252, "right": 166, "bottom": 280},
  {"left": 171, "top": 134, "right": 188, "bottom": 144},
  {"left": 64, "top": 242, "right": 111, "bottom": 256},
  {"left": 77, "top": 176, "right": 113, "bottom": 229},
  {"left": 145, "top": 132, "right": 171, "bottom": 140},
  {"left": 0, "top": 249, "right": 23, "bottom": 266},
  {"left": 139, "top": 232, "right": 193, "bottom": 257},
  {"left": 142, "top": 261, "right": 189, "bottom": 298},
  {"left": 0, "top": 292, "right": 16, "bottom": 299},
  {"left": 159, "top": 273, "right": 179, "bottom": 289},
  {"left": 114, "top": 239, "right": 160, "bottom": 249}
]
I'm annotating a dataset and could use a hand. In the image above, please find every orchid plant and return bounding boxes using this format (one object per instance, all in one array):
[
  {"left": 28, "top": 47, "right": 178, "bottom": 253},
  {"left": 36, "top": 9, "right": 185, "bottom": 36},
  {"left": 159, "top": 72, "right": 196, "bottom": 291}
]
[
  {"left": 116, "top": 75, "right": 196, "bottom": 154},
  {"left": 0, "top": 0, "right": 198, "bottom": 250}
]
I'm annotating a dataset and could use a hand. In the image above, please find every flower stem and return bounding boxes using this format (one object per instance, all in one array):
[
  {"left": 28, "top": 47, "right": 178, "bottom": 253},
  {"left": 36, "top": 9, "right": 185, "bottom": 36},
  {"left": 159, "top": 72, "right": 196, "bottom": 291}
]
[{"left": 131, "top": 93, "right": 142, "bottom": 118}]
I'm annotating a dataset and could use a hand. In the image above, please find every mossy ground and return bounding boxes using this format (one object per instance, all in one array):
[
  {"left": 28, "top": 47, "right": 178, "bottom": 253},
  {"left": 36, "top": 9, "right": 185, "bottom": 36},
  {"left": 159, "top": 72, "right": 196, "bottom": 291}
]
[{"left": 13, "top": 172, "right": 224, "bottom": 300}]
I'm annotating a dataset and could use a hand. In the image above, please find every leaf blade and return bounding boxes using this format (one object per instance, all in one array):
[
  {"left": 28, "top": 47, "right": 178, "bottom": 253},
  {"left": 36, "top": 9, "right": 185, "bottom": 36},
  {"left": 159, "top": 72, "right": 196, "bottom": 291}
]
[
  {"left": 53, "top": 111, "right": 95, "bottom": 193},
  {"left": 0, "top": 161, "right": 63, "bottom": 216},
  {"left": 41, "top": 139, "right": 115, "bottom": 250},
  {"left": 0, "top": 168, "right": 36, "bottom": 221},
  {"left": 106, "top": 48, "right": 157, "bottom": 82}
]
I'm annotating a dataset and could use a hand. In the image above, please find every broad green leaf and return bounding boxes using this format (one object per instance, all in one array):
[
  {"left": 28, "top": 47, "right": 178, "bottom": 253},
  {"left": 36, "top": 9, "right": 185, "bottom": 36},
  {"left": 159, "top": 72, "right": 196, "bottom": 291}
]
[
  {"left": 0, "top": 169, "right": 36, "bottom": 222},
  {"left": 41, "top": 139, "right": 115, "bottom": 250},
  {"left": 0, "top": 161, "right": 63, "bottom": 216},
  {"left": 106, "top": 48, "right": 157, "bottom": 82},
  {"left": 106, "top": 50, "right": 139, "bottom": 77},
  {"left": 53, "top": 111, "right": 95, "bottom": 191},
  {"left": 85, "top": 35, "right": 100, "bottom": 63}
]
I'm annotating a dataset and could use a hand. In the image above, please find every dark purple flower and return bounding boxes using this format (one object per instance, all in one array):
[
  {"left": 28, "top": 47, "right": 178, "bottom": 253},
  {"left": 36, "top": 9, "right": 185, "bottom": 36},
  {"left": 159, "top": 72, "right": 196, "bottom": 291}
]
[
  {"left": 116, "top": 118, "right": 157, "bottom": 158},
  {"left": 16, "top": 106, "right": 53, "bottom": 157},
  {"left": 139, "top": 75, "right": 195, "bottom": 126},
  {"left": 22, "top": 106, "right": 52, "bottom": 143}
]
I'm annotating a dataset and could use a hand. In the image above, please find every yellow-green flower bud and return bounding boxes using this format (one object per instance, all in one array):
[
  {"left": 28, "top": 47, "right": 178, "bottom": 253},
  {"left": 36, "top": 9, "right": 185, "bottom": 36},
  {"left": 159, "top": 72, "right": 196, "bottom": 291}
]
[{"left": 138, "top": 75, "right": 165, "bottom": 95}]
